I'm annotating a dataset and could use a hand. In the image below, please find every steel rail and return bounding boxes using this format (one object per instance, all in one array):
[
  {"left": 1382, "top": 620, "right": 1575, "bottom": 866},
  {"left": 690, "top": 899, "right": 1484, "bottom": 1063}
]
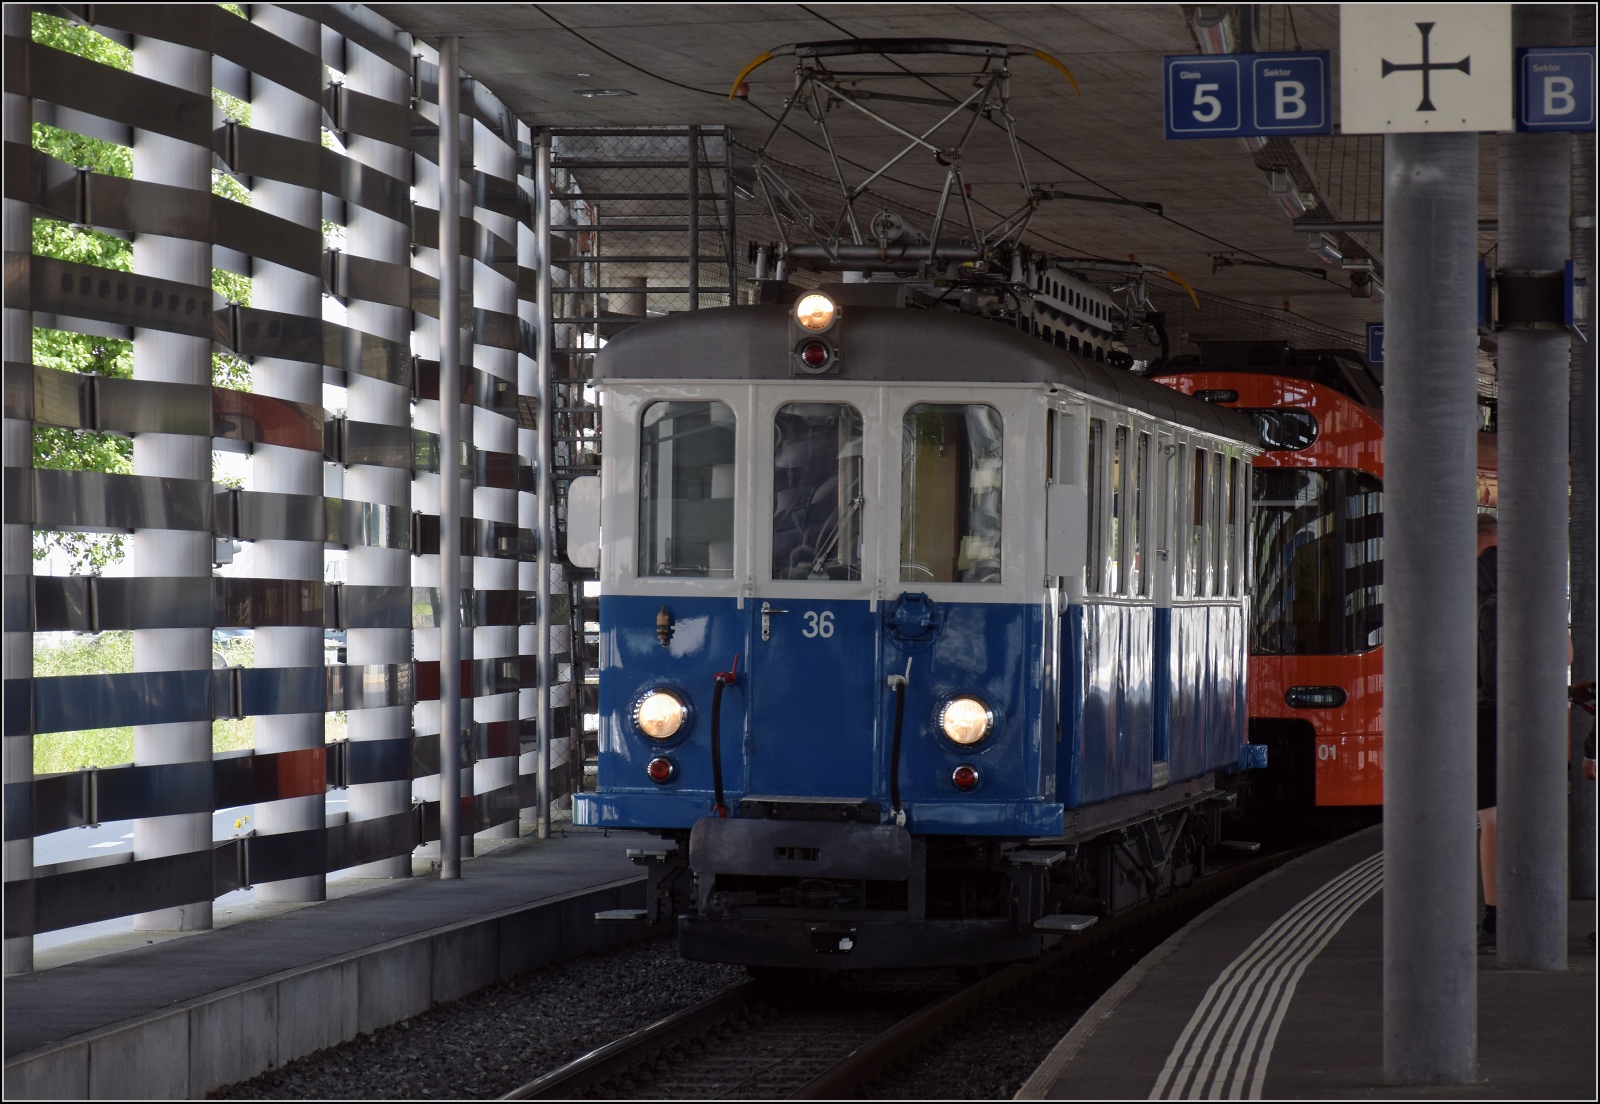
[
  {"left": 498, "top": 843, "right": 1310, "bottom": 1101},
  {"left": 499, "top": 981, "right": 763, "bottom": 1099},
  {"left": 789, "top": 845, "right": 1312, "bottom": 1099}
]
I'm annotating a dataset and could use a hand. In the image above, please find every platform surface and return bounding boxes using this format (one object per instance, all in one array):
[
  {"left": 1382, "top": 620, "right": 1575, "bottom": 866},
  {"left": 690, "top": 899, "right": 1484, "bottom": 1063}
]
[
  {"left": 1024, "top": 825, "right": 1597, "bottom": 1100},
  {"left": 3, "top": 827, "right": 647, "bottom": 1060}
]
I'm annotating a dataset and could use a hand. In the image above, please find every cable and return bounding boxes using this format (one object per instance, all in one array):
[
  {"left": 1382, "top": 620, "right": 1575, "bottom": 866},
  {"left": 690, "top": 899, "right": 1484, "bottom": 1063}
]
[
  {"left": 531, "top": 4, "right": 1094, "bottom": 254},
  {"left": 796, "top": 6, "right": 1341, "bottom": 289}
]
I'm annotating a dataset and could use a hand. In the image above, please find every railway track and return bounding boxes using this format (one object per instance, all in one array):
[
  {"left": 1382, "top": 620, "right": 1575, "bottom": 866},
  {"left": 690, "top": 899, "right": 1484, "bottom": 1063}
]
[{"left": 502, "top": 846, "right": 1307, "bottom": 1101}]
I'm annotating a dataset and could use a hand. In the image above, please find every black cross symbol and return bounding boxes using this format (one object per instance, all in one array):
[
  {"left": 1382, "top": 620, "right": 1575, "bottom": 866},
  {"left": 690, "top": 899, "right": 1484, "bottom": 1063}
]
[{"left": 1381, "top": 22, "right": 1471, "bottom": 112}]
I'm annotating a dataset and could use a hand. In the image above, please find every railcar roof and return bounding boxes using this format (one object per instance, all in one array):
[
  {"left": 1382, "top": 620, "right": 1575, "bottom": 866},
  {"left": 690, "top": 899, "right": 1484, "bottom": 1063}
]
[{"left": 594, "top": 304, "right": 1260, "bottom": 445}]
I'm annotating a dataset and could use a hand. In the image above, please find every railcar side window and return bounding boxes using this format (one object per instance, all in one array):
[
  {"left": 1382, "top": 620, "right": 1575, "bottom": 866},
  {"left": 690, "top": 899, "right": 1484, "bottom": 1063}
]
[
  {"left": 638, "top": 400, "right": 736, "bottom": 578},
  {"left": 900, "top": 404, "right": 1003, "bottom": 584},
  {"left": 772, "top": 403, "right": 864, "bottom": 581},
  {"left": 1108, "top": 425, "right": 1127, "bottom": 594},
  {"left": 1134, "top": 432, "right": 1151, "bottom": 597},
  {"left": 1227, "top": 457, "right": 1244, "bottom": 596},
  {"left": 1086, "top": 419, "right": 1105, "bottom": 593},
  {"left": 1211, "top": 452, "right": 1226, "bottom": 598},
  {"left": 1173, "top": 443, "right": 1188, "bottom": 597},
  {"left": 1190, "top": 448, "right": 1208, "bottom": 597}
]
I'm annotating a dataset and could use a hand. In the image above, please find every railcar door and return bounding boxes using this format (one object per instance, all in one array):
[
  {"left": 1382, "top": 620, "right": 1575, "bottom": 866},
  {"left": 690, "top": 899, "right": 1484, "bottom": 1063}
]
[{"left": 744, "top": 387, "right": 884, "bottom": 797}]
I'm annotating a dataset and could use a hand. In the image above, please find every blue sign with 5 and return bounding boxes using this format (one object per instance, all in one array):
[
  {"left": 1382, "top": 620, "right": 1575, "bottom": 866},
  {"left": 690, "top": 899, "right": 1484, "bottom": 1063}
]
[{"left": 1164, "top": 51, "right": 1332, "bottom": 139}]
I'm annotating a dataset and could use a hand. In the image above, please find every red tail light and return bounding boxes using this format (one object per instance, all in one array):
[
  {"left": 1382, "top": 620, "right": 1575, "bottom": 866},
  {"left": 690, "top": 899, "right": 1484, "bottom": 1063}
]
[
  {"left": 952, "top": 764, "right": 979, "bottom": 791},
  {"left": 647, "top": 757, "right": 675, "bottom": 784},
  {"left": 799, "top": 340, "right": 830, "bottom": 369}
]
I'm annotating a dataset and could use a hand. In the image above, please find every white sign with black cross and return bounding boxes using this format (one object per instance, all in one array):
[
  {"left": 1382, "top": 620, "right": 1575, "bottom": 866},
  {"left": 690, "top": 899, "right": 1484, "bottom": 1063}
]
[{"left": 1340, "top": 4, "right": 1512, "bottom": 133}]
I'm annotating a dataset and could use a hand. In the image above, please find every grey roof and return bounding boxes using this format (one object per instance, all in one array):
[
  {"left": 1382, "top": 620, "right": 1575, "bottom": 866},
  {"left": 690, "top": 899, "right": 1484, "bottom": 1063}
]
[{"left": 595, "top": 305, "right": 1260, "bottom": 444}]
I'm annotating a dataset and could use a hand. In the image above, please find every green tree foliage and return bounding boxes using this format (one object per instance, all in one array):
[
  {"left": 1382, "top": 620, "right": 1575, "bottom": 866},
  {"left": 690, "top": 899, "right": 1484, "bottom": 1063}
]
[
  {"left": 29, "top": 11, "right": 264, "bottom": 572},
  {"left": 31, "top": 11, "right": 129, "bottom": 68}
]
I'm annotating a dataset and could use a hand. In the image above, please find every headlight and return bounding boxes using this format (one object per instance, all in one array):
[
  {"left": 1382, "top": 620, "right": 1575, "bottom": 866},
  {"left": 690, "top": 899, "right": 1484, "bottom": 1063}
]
[
  {"left": 794, "top": 292, "right": 837, "bottom": 333},
  {"left": 634, "top": 690, "right": 688, "bottom": 740},
  {"left": 939, "top": 696, "right": 994, "bottom": 746}
]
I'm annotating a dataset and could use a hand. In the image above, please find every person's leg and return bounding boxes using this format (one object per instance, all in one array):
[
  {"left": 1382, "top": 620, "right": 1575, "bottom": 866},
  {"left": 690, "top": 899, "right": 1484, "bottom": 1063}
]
[{"left": 1478, "top": 806, "right": 1497, "bottom": 907}]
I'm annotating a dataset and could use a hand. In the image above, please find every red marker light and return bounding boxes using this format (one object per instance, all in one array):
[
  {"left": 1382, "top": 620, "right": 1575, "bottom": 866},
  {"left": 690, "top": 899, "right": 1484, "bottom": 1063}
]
[
  {"left": 800, "top": 340, "right": 830, "bottom": 369},
  {"left": 647, "top": 757, "right": 675, "bottom": 784},
  {"left": 952, "top": 764, "right": 979, "bottom": 791}
]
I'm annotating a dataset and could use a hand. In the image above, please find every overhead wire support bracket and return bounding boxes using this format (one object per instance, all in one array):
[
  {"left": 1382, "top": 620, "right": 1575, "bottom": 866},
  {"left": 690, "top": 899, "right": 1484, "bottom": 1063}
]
[{"left": 731, "top": 37, "right": 1080, "bottom": 274}]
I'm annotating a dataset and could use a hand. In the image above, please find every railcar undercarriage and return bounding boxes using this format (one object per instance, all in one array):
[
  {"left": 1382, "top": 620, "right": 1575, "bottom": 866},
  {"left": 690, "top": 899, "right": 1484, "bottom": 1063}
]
[{"left": 631, "top": 783, "right": 1235, "bottom": 969}]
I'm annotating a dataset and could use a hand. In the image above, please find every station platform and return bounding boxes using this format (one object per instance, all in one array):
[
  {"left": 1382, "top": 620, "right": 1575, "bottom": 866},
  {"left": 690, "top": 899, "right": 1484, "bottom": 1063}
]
[
  {"left": 3, "top": 827, "right": 652, "bottom": 1100},
  {"left": 1021, "top": 825, "right": 1597, "bottom": 1100}
]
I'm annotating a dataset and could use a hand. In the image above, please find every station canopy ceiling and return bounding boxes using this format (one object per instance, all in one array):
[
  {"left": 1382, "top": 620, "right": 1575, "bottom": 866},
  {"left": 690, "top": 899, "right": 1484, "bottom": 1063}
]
[{"left": 378, "top": 3, "right": 1507, "bottom": 353}]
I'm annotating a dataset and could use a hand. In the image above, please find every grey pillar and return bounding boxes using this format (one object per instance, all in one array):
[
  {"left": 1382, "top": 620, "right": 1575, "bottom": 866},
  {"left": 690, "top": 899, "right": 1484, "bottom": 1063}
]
[
  {"left": 535, "top": 129, "right": 554, "bottom": 839},
  {"left": 343, "top": 37, "right": 414, "bottom": 879},
  {"left": 1381, "top": 132, "right": 1479, "bottom": 1085},
  {"left": 248, "top": 4, "right": 325, "bottom": 903},
  {"left": 4, "top": 3, "right": 35, "bottom": 973},
  {"left": 1569, "top": 26, "right": 1597, "bottom": 901},
  {"left": 438, "top": 35, "right": 463, "bottom": 877},
  {"left": 1496, "top": 4, "right": 1571, "bottom": 971},
  {"left": 131, "top": 35, "right": 214, "bottom": 933},
  {"left": 517, "top": 119, "right": 542, "bottom": 828}
]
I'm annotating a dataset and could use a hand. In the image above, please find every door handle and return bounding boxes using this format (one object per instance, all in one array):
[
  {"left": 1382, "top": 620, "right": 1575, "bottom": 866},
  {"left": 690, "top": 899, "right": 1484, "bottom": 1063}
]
[{"left": 760, "top": 600, "right": 789, "bottom": 642}]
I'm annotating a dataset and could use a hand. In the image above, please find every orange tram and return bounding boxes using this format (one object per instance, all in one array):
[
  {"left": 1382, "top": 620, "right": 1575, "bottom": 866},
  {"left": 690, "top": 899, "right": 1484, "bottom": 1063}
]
[{"left": 1153, "top": 340, "right": 1498, "bottom": 814}]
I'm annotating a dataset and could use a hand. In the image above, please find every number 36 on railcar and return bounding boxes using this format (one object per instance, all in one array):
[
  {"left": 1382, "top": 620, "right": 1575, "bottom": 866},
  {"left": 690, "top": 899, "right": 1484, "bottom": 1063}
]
[{"left": 569, "top": 286, "right": 1265, "bottom": 969}]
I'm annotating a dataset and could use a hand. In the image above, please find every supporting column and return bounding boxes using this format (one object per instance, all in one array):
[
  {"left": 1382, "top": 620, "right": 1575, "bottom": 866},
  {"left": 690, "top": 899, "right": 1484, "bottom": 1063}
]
[
  {"left": 3, "top": 3, "right": 34, "bottom": 973},
  {"left": 535, "top": 129, "right": 554, "bottom": 839},
  {"left": 1381, "top": 131, "right": 1479, "bottom": 1085},
  {"left": 1497, "top": 4, "right": 1571, "bottom": 971},
  {"left": 472, "top": 86, "right": 519, "bottom": 843},
  {"left": 1572, "top": 108, "right": 1598, "bottom": 902},
  {"left": 248, "top": 3, "right": 325, "bottom": 903},
  {"left": 438, "top": 35, "right": 463, "bottom": 877},
  {"left": 343, "top": 36, "right": 414, "bottom": 879},
  {"left": 131, "top": 34, "right": 214, "bottom": 933},
  {"left": 516, "top": 120, "right": 542, "bottom": 828}
]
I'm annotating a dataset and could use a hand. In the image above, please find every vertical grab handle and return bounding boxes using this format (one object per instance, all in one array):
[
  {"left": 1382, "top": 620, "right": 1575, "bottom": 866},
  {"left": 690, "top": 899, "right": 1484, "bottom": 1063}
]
[
  {"left": 886, "top": 658, "right": 912, "bottom": 823},
  {"left": 711, "top": 655, "right": 740, "bottom": 817}
]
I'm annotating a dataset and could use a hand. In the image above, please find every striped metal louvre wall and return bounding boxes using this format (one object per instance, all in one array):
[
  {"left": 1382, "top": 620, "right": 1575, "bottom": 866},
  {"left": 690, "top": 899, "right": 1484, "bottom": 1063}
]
[{"left": 1, "top": 3, "right": 565, "bottom": 968}]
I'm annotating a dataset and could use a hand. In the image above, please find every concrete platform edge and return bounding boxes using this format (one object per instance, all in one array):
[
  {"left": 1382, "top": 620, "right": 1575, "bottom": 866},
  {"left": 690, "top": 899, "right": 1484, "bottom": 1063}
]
[
  {"left": 1014, "top": 841, "right": 1345, "bottom": 1100},
  {"left": 2, "top": 875, "right": 648, "bottom": 1100}
]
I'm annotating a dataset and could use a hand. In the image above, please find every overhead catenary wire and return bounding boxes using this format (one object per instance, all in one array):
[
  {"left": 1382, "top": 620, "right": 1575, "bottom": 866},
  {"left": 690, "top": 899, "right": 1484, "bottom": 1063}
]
[
  {"left": 530, "top": 4, "right": 1362, "bottom": 336},
  {"left": 795, "top": 5, "right": 1346, "bottom": 290}
]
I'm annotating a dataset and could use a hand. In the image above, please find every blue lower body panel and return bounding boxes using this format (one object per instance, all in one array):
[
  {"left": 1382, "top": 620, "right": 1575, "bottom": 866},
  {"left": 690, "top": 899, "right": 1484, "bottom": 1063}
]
[
  {"left": 1066, "top": 603, "right": 1155, "bottom": 807},
  {"left": 574, "top": 791, "right": 715, "bottom": 829},
  {"left": 906, "top": 800, "right": 1064, "bottom": 836},
  {"left": 1167, "top": 604, "right": 1248, "bottom": 778}
]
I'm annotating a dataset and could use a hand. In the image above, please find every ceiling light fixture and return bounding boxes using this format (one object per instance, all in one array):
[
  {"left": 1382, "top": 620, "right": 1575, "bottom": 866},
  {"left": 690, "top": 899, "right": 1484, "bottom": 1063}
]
[{"left": 575, "top": 88, "right": 635, "bottom": 98}]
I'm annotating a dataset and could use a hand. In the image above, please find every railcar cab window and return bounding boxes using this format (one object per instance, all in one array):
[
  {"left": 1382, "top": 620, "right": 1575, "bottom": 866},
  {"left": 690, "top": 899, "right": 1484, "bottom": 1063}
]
[
  {"left": 772, "top": 403, "right": 864, "bottom": 580},
  {"left": 900, "top": 404, "right": 1003, "bottom": 583},
  {"left": 638, "top": 400, "right": 736, "bottom": 578}
]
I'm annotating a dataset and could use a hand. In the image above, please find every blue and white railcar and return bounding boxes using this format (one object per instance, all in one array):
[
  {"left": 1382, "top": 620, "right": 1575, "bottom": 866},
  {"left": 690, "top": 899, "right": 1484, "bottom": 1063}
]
[{"left": 570, "top": 287, "right": 1261, "bottom": 969}]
